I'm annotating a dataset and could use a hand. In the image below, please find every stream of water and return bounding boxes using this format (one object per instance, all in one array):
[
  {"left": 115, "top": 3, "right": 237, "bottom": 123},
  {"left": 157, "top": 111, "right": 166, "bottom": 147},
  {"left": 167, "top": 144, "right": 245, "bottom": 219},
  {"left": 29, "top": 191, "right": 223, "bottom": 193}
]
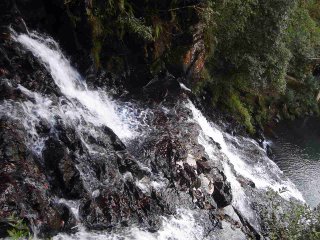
[{"left": 4, "top": 30, "right": 307, "bottom": 239}]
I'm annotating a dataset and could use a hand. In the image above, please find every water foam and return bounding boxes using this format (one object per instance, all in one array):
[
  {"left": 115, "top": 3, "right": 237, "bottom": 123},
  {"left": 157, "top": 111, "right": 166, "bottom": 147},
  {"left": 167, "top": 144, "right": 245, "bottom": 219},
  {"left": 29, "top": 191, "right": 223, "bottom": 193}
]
[
  {"left": 186, "top": 100, "right": 305, "bottom": 202},
  {"left": 4, "top": 29, "right": 306, "bottom": 239},
  {"left": 13, "top": 32, "right": 135, "bottom": 141},
  {"left": 53, "top": 209, "right": 204, "bottom": 240},
  {"left": 185, "top": 100, "right": 305, "bottom": 230}
]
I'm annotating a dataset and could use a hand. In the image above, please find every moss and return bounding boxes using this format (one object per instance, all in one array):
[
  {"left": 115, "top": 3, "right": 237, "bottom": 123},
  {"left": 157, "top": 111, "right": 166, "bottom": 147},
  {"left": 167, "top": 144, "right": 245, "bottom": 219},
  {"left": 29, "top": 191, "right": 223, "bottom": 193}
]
[
  {"left": 167, "top": 46, "right": 189, "bottom": 71},
  {"left": 192, "top": 68, "right": 212, "bottom": 95},
  {"left": 87, "top": 10, "right": 104, "bottom": 67},
  {"left": 226, "top": 92, "right": 255, "bottom": 134},
  {"left": 150, "top": 58, "right": 165, "bottom": 75},
  {"left": 255, "top": 96, "right": 268, "bottom": 128},
  {"left": 92, "top": 39, "right": 102, "bottom": 67}
]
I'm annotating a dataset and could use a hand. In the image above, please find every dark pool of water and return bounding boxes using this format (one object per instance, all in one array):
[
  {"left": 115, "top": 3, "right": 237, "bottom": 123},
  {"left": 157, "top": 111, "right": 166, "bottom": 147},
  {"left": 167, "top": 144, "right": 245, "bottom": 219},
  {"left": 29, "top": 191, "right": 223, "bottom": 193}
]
[{"left": 270, "top": 117, "right": 320, "bottom": 208}]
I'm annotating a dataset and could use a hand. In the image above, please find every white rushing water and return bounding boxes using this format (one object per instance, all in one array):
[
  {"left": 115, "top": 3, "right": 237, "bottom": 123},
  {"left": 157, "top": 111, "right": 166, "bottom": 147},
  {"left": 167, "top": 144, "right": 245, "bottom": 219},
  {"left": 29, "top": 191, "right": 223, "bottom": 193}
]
[
  {"left": 4, "top": 30, "right": 306, "bottom": 239},
  {"left": 54, "top": 209, "right": 204, "bottom": 240},
  {"left": 5, "top": 31, "right": 208, "bottom": 240},
  {"left": 186, "top": 100, "right": 304, "bottom": 201},
  {"left": 11, "top": 31, "right": 135, "bottom": 141},
  {"left": 186, "top": 100, "right": 305, "bottom": 229}
]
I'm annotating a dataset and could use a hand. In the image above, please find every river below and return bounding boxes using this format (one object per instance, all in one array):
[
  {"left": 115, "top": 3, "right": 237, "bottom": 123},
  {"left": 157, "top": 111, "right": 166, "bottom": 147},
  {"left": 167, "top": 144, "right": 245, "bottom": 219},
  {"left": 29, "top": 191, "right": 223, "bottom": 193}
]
[{"left": 271, "top": 117, "right": 320, "bottom": 208}]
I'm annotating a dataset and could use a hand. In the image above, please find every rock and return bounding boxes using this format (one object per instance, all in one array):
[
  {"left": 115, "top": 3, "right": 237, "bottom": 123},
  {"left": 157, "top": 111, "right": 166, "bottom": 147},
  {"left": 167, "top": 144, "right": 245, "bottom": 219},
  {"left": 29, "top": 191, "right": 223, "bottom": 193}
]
[
  {"left": 0, "top": 220, "right": 12, "bottom": 238},
  {"left": 55, "top": 203, "right": 78, "bottom": 234},
  {"left": 266, "top": 144, "right": 273, "bottom": 158},
  {"left": 212, "top": 180, "right": 232, "bottom": 208},
  {"left": 0, "top": 119, "right": 70, "bottom": 237},
  {"left": 223, "top": 205, "right": 242, "bottom": 224},
  {"left": 215, "top": 220, "right": 247, "bottom": 240},
  {"left": 143, "top": 72, "right": 181, "bottom": 101},
  {"left": 197, "top": 160, "right": 212, "bottom": 174}
]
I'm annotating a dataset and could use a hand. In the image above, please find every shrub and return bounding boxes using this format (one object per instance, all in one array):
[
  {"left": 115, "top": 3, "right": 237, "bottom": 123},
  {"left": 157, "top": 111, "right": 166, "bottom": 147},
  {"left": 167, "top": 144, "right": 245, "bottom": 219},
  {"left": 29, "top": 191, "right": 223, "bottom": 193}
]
[
  {"left": 226, "top": 92, "right": 255, "bottom": 134},
  {"left": 261, "top": 190, "right": 320, "bottom": 240},
  {"left": 200, "top": 0, "right": 320, "bottom": 133}
]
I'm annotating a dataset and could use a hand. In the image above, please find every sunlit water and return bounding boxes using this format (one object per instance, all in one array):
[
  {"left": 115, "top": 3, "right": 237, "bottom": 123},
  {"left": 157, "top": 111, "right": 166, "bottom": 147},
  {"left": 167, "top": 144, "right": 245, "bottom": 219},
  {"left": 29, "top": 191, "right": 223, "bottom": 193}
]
[{"left": 271, "top": 117, "right": 320, "bottom": 208}]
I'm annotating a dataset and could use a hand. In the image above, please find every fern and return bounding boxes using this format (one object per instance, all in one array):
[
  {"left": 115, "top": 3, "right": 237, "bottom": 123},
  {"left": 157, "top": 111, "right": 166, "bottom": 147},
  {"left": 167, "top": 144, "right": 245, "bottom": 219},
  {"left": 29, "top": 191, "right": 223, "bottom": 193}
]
[
  {"left": 119, "top": 14, "right": 153, "bottom": 41},
  {"left": 7, "top": 214, "right": 30, "bottom": 240}
]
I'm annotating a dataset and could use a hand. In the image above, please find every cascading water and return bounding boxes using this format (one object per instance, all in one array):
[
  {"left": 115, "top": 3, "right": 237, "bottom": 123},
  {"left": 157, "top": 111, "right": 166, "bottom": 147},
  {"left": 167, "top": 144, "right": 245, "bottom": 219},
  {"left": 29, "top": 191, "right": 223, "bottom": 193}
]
[
  {"left": 11, "top": 31, "right": 136, "bottom": 142},
  {"left": 186, "top": 100, "right": 305, "bottom": 230},
  {"left": 1, "top": 29, "right": 307, "bottom": 239},
  {"left": 3, "top": 30, "right": 208, "bottom": 239},
  {"left": 54, "top": 209, "right": 205, "bottom": 240}
]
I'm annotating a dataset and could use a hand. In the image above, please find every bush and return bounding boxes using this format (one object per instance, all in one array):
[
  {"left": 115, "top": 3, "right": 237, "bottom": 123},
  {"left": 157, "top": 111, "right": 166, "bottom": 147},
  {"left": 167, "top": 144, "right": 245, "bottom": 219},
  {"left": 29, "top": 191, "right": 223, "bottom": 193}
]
[
  {"left": 209, "top": 0, "right": 295, "bottom": 93},
  {"left": 261, "top": 190, "right": 320, "bottom": 240},
  {"left": 286, "top": 2, "right": 320, "bottom": 79},
  {"left": 199, "top": 0, "right": 320, "bottom": 133},
  {"left": 226, "top": 92, "right": 255, "bottom": 134}
]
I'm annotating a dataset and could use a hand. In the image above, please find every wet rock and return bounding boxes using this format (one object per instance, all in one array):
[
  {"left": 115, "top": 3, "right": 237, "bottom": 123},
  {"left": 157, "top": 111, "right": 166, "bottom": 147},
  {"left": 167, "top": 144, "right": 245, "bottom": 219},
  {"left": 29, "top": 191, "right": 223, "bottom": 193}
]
[
  {"left": 197, "top": 159, "right": 212, "bottom": 174},
  {"left": 0, "top": 119, "right": 70, "bottom": 238},
  {"left": 266, "top": 144, "right": 273, "bottom": 158},
  {"left": 80, "top": 182, "right": 153, "bottom": 231},
  {"left": 223, "top": 205, "right": 242, "bottom": 225},
  {"left": 143, "top": 72, "right": 181, "bottom": 101},
  {"left": 102, "top": 126, "right": 126, "bottom": 151},
  {"left": 215, "top": 220, "right": 247, "bottom": 240},
  {"left": 59, "top": 156, "right": 83, "bottom": 198},
  {"left": 212, "top": 180, "right": 232, "bottom": 208},
  {"left": 0, "top": 79, "right": 15, "bottom": 100},
  {"left": 52, "top": 202, "right": 77, "bottom": 234},
  {"left": 42, "top": 136, "right": 84, "bottom": 198},
  {"left": 116, "top": 152, "right": 150, "bottom": 179},
  {"left": 0, "top": 220, "right": 11, "bottom": 238}
]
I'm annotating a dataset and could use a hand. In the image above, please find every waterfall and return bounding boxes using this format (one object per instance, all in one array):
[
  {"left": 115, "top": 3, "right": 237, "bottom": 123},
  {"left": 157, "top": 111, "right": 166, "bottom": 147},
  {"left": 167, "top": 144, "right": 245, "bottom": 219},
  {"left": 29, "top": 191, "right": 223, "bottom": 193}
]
[
  {"left": 12, "top": 31, "right": 135, "bottom": 141},
  {"left": 186, "top": 100, "right": 305, "bottom": 229},
  {"left": 2, "top": 29, "right": 307, "bottom": 239},
  {"left": 54, "top": 209, "right": 205, "bottom": 240}
]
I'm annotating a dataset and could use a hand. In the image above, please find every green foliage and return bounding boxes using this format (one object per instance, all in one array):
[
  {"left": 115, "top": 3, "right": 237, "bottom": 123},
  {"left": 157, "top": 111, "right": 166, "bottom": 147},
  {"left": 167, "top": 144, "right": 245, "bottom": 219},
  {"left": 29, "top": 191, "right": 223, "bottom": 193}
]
[
  {"left": 72, "top": 0, "right": 320, "bottom": 132},
  {"left": 305, "top": 0, "right": 320, "bottom": 24},
  {"left": 118, "top": 14, "right": 153, "bottom": 41},
  {"left": 209, "top": 0, "right": 295, "bottom": 93},
  {"left": 198, "top": 0, "right": 320, "bottom": 133},
  {"left": 283, "top": 75, "right": 320, "bottom": 118},
  {"left": 86, "top": 0, "right": 154, "bottom": 67},
  {"left": 227, "top": 92, "right": 255, "bottom": 134},
  {"left": 286, "top": 1, "right": 320, "bottom": 79},
  {"left": 7, "top": 214, "right": 30, "bottom": 240},
  {"left": 262, "top": 190, "right": 320, "bottom": 240}
]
